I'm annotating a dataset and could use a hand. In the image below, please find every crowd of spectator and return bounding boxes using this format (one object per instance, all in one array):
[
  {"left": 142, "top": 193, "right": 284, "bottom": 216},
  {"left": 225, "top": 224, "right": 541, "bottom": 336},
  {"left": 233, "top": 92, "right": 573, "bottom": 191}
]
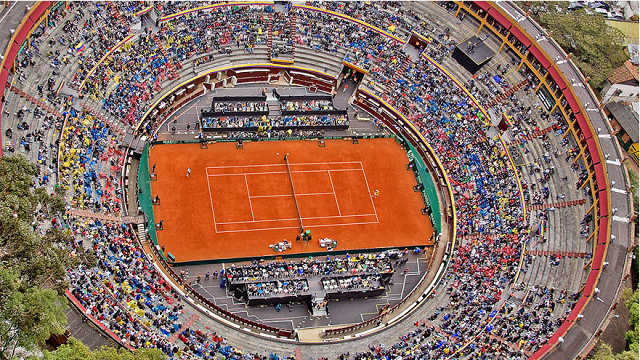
[
  {"left": 58, "top": 108, "right": 123, "bottom": 214},
  {"left": 202, "top": 114, "right": 347, "bottom": 129},
  {"left": 0, "top": 1, "right": 594, "bottom": 359},
  {"left": 271, "top": 9, "right": 294, "bottom": 59},
  {"left": 226, "top": 252, "right": 396, "bottom": 284},
  {"left": 321, "top": 274, "right": 383, "bottom": 291},
  {"left": 212, "top": 101, "right": 269, "bottom": 113},
  {"left": 294, "top": 6, "right": 407, "bottom": 74},
  {"left": 72, "top": 3, "right": 269, "bottom": 128},
  {"left": 246, "top": 280, "right": 310, "bottom": 297},
  {"left": 281, "top": 99, "right": 336, "bottom": 112},
  {"left": 225, "top": 129, "right": 325, "bottom": 140},
  {"left": 311, "top": 1, "right": 417, "bottom": 36}
]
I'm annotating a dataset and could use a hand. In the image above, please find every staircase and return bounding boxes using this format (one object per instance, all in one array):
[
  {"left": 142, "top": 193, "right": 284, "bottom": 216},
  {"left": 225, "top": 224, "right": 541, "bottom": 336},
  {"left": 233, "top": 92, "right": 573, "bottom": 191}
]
[
  {"left": 137, "top": 222, "right": 147, "bottom": 244},
  {"left": 290, "top": 12, "right": 297, "bottom": 59},
  {"left": 508, "top": 125, "right": 554, "bottom": 146},
  {"left": 167, "top": 314, "right": 200, "bottom": 344},
  {"left": 308, "top": 278, "right": 328, "bottom": 317},
  {"left": 66, "top": 208, "right": 121, "bottom": 222},
  {"left": 383, "top": 55, "right": 412, "bottom": 97},
  {"left": 10, "top": 85, "right": 63, "bottom": 118},
  {"left": 266, "top": 94, "right": 281, "bottom": 116},
  {"left": 151, "top": 34, "right": 179, "bottom": 80},
  {"left": 107, "top": 1, "right": 130, "bottom": 33},
  {"left": 525, "top": 250, "right": 588, "bottom": 258},
  {"left": 485, "top": 79, "right": 529, "bottom": 109},
  {"left": 267, "top": 12, "right": 274, "bottom": 59},
  {"left": 311, "top": 295, "right": 328, "bottom": 317},
  {"left": 526, "top": 198, "right": 586, "bottom": 211}
]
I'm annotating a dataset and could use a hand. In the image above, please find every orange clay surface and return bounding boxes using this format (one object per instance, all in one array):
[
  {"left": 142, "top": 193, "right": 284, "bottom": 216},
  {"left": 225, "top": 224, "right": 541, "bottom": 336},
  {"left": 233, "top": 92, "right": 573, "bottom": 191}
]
[{"left": 148, "top": 138, "right": 433, "bottom": 263}]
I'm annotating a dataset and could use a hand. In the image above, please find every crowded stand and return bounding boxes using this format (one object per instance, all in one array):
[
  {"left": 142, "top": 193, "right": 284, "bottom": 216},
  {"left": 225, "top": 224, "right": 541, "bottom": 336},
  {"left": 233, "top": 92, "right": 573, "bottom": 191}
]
[
  {"left": 280, "top": 99, "right": 337, "bottom": 112},
  {"left": 310, "top": 1, "right": 417, "bottom": 36},
  {"left": 225, "top": 129, "right": 325, "bottom": 140},
  {"left": 71, "top": 3, "right": 131, "bottom": 93},
  {"left": 162, "top": 4, "right": 268, "bottom": 62},
  {"left": 0, "top": 1, "right": 613, "bottom": 359},
  {"left": 246, "top": 280, "right": 310, "bottom": 297},
  {"left": 225, "top": 253, "right": 396, "bottom": 284},
  {"left": 270, "top": 9, "right": 294, "bottom": 59},
  {"left": 58, "top": 109, "right": 124, "bottom": 214},
  {"left": 294, "top": 5, "right": 406, "bottom": 73},
  {"left": 321, "top": 274, "right": 384, "bottom": 291},
  {"left": 294, "top": 9, "right": 344, "bottom": 55},
  {"left": 201, "top": 114, "right": 348, "bottom": 130},
  {"left": 212, "top": 101, "right": 269, "bottom": 113}
]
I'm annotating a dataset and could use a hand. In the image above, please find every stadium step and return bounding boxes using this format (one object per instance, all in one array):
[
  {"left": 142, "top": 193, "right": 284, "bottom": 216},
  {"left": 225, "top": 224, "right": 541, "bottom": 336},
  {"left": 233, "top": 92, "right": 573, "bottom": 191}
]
[
  {"left": 459, "top": 233, "right": 499, "bottom": 241},
  {"left": 383, "top": 55, "right": 412, "bottom": 97},
  {"left": 137, "top": 222, "right": 147, "bottom": 244},
  {"left": 267, "top": 12, "right": 274, "bottom": 57},
  {"left": 151, "top": 34, "right": 180, "bottom": 80},
  {"left": 167, "top": 314, "right": 200, "bottom": 344},
  {"left": 508, "top": 125, "right": 555, "bottom": 146},
  {"left": 485, "top": 79, "right": 529, "bottom": 109},
  {"left": 107, "top": 1, "right": 131, "bottom": 33},
  {"left": 526, "top": 250, "right": 588, "bottom": 258},
  {"left": 290, "top": 13, "right": 296, "bottom": 59},
  {"left": 526, "top": 198, "right": 586, "bottom": 211},
  {"left": 66, "top": 208, "right": 121, "bottom": 223},
  {"left": 9, "top": 85, "right": 63, "bottom": 118}
]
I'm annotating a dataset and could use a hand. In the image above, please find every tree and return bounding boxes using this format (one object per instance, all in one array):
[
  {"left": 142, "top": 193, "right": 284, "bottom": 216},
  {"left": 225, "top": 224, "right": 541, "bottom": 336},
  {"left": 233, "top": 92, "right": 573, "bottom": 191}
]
[
  {"left": 592, "top": 343, "right": 616, "bottom": 360},
  {"left": 590, "top": 289, "right": 640, "bottom": 360},
  {"left": 0, "top": 155, "right": 95, "bottom": 359},
  {"left": 623, "top": 289, "right": 639, "bottom": 354},
  {"left": 536, "top": 8, "right": 629, "bottom": 89},
  {"left": 39, "top": 338, "right": 165, "bottom": 360},
  {"left": 0, "top": 269, "right": 67, "bottom": 360}
]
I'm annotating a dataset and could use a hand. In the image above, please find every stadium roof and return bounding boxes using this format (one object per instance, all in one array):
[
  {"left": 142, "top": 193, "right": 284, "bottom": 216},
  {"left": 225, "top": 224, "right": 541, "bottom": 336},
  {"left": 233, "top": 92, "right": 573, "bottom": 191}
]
[{"left": 606, "top": 101, "right": 639, "bottom": 143}]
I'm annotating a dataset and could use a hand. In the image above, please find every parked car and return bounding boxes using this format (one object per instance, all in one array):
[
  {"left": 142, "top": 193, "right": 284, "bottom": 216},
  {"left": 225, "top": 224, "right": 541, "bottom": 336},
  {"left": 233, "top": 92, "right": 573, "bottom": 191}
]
[{"left": 568, "top": 1, "right": 586, "bottom": 11}]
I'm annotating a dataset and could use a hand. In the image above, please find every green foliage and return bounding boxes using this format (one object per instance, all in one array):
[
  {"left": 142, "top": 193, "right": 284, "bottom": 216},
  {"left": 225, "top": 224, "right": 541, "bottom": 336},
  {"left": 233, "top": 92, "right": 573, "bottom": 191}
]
[
  {"left": 0, "top": 269, "right": 67, "bottom": 360},
  {"left": 535, "top": 8, "right": 629, "bottom": 89},
  {"left": 521, "top": 2, "right": 629, "bottom": 86},
  {"left": 593, "top": 343, "right": 616, "bottom": 360},
  {"left": 40, "top": 338, "right": 165, "bottom": 360},
  {"left": 0, "top": 155, "right": 96, "bottom": 359},
  {"left": 623, "top": 289, "right": 639, "bottom": 353},
  {"left": 590, "top": 290, "right": 640, "bottom": 360},
  {"left": 592, "top": 342, "right": 640, "bottom": 360}
]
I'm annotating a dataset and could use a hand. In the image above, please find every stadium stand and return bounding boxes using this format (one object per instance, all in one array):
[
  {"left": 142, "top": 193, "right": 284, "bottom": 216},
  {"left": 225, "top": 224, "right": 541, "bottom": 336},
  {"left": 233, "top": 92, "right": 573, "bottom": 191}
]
[{"left": 0, "top": 1, "right": 633, "bottom": 360}]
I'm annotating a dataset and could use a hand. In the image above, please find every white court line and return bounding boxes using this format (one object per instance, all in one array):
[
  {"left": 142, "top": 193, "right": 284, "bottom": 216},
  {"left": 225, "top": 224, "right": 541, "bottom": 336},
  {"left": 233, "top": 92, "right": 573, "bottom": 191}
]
[
  {"left": 208, "top": 161, "right": 376, "bottom": 232},
  {"left": 205, "top": 173, "right": 218, "bottom": 233},
  {"left": 358, "top": 161, "right": 379, "bottom": 222},
  {"left": 216, "top": 220, "right": 379, "bottom": 233},
  {"left": 249, "top": 192, "right": 334, "bottom": 198},
  {"left": 207, "top": 169, "right": 363, "bottom": 177},
  {"left": 216, "top": 213, "right": 378, "bottom": 225},
  {"left": 206, "top": 169, "right": 247, "bottom": 176},
  {"left": 328, "top": 171, "right": 342, "bottom": 216},
  {"left": 205, "top": 161, "right": 362, "bottom": 169},
  {"left": 244, "top": 174, "right": 254, "bottom": 221}
]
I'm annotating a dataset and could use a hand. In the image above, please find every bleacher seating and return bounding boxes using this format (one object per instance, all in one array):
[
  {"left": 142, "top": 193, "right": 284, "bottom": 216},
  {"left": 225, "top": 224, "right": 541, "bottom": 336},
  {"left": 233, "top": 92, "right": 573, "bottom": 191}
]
[{"left": 0, "top": 1, "right": 623, "bottom": 360}]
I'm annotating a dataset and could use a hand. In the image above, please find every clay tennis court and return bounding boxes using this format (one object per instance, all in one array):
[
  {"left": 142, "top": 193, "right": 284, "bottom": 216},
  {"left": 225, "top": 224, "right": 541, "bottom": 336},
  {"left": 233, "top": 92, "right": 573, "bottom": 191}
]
[{"left": 148, "top": 138, "right": 433, "bottom": 263}]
